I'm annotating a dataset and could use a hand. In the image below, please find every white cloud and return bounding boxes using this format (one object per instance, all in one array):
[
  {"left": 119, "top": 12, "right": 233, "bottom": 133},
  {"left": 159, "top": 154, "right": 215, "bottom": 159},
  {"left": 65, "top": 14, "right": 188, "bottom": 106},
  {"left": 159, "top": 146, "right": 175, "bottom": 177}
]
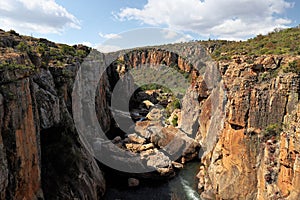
[
  {"left": 0, "top": 0, "right": 80, "bottom": 34},
  {"left": 116, "top": 0, "right": 294, "bottom": 40},
  {"left": 161, "top": 29, "right": 193, "bottom": 42},
  {"left": 161, "top": 29, "right": 178, "bottom": 39},
  {"left": 96, "top": 44, "right": 122, "bottom": 53},
  {"left": 81, "top": 41, "right": 93, "bottom": 47},
  {"left": 174, "top": 34, "right": 193, "bottom": 43},
  {"left": 99, "top": 32, "right": 122, "bottom": 40}
]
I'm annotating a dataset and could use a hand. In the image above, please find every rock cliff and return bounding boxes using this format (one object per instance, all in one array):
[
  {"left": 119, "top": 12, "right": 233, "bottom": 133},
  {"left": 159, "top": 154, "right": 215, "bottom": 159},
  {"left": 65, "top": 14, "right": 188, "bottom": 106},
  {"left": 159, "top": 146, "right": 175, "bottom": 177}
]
[
  {"left": 1, "top": 29, "right": 300, "bottom": 200},
  {"left": 93, "top": 46, "right": 300, "bottom": 199},
  {"left": 197, "top": 54, "right": 300, "bottom": 200},
  {"left": 0, "top": 30, "right": 108, "bottom": 199}
]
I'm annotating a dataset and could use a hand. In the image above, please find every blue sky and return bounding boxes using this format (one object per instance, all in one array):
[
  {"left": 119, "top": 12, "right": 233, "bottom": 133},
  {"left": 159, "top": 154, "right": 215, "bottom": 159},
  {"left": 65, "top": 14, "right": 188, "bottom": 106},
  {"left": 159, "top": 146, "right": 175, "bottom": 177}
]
[{"left": 0, "top": 0, "right": 299, "bottom": 51}]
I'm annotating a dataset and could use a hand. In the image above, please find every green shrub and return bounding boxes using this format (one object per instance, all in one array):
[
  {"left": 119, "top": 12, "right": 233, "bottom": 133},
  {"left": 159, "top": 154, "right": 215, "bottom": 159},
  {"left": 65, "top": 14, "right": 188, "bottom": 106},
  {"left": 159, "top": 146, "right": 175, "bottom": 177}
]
[
  {"left": 166, "top": 98, "right": 181, "bottom": 117},
  {"left": 49, "top": 47, "right": 64, "bottom": 60},
  {"left": 262, "top": 123, "right": 282, "bottom": 140},
  {"left": 60, "top": 44, "right": 76, "bottom": 56},
  {"left": 75, "top": 49, "right": 87, "bottom": 57},
  {"left": 172, "top": 98, "right": 181, "bottom": 109},
  {"left": 283, "top": 60, "right": 300, "bottom": 74},
  {"left": 0, "top": 62, "right": 34, "bottom": 70},
  {"left": 36, "top": 42, "right": 49, "bottom": 54},
  {"left": 210, "top": 26, "right": 300, "bottom": 58},
  {"left": 16, "top": 41, "right": 29, "bottom": 52},
  {"left": 171, "top": 115, "right": 178, "bottom": 127},
  {"left": 8, "top": 29, "right": 19, "bottom": 36}
]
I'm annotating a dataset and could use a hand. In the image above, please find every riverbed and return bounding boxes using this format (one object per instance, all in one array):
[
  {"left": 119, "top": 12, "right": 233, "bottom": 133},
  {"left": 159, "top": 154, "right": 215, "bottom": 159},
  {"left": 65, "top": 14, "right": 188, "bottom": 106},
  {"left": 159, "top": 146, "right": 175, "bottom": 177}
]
[{"left": 104, "top": 161, "right": 202, "bottom": 200}]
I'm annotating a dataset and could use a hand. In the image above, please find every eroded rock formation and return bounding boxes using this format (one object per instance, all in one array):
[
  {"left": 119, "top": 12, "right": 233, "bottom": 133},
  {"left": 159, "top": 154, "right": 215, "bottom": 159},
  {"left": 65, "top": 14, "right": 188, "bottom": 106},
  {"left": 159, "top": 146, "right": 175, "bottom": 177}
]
[
  {"left": 197, "top": 55, "right": 300, "bottom": 200},
  {"left": 101, "top": 47, "right": 300, "bottom": 200},
  {"left": 1, "top": 29, "right": 300, "bottom": 200},
  {"left": 0, "top": 30, "right": 108, "bottom": 199}
]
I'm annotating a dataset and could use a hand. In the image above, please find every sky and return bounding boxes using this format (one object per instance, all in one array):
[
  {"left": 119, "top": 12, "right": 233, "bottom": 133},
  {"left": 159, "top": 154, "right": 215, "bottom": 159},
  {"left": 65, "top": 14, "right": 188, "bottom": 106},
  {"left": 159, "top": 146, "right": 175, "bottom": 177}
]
[{"left": 0, "top": 0, "right": 299, "bottom": 51}]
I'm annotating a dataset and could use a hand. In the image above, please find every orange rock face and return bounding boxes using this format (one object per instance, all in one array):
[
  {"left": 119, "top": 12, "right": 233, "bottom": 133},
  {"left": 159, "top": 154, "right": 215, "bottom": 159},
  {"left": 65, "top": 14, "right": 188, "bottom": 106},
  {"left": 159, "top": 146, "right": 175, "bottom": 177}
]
[
  {"left": 197, "top": 55, "right": 300, "bottom": 200},
  {"left": 200, "top": 123, "right": 257, "bottom": 199},
  {"left": 0, "top": 44, "right": 108, "bottom": 199},
  {"left": 1, "top": 30, "right": 300, "bottom": 200},
  {"left": 14, "top": 99, "right": 40, "bottom": 200},
  {"left": 115, "top": 50, "right": 300, "bottom": 199},
  {"left": 277, "top": 105, "right": 300, "bottom": 199},
  {"left": 118, "top": 48, "right": 197, "bottom": 77},
  {"left": 0, "top": 78, "right": 42, "bottom": 199}
]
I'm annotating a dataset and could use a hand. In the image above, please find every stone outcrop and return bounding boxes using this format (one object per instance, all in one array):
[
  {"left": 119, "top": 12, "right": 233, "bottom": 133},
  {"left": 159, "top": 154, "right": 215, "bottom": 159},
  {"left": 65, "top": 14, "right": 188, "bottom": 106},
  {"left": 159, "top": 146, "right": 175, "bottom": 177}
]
[
  {"left": 275, "top": 104, "right": 300, "bottom": 199},
  {"left": 0, "top": 66, "right": 107, "bottom": 199},
  {"left": 0, "top": 32, "right": 205, "bottom": 199},
  {"left": 105, "top": 46, "right": 300, "bottom": 199},
  {"left": 197, "top": 54, "right": 300, "bottom": 200},
  {"left": 1, "top": 29, "right": 300, "bottom": 200},
  {"left": 0, "top": 30, "right": 109, "bottom": 199},
  {"left": 0, "top": 69, "right": 42, "bottom": 200},
  {"left": 118, "top": 49, "right": 192, "bottom": 73}
]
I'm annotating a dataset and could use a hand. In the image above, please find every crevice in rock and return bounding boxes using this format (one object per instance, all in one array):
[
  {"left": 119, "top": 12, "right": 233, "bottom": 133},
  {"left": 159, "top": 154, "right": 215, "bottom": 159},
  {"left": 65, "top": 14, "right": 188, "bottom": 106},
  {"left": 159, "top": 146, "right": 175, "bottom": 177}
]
[
  {"left": 220, "top": 64, "right": 228, "bottom": 75},
  {"left": 244, "top": 96, "right": 250, "bottom": 130},
  {"left": 214, "top": 154, "right": 223, "bottom": 164},
  {"left": 230, "top": 123, "right": 244, "bottom": 130},
  {"left": 191, "top": 118, "right": 200, "bottom": 138},
  {"left": 282, "top": 95, "right": 289, "bottom": 123},
  {"left": 281, "top": 163, "right": 292, "bottom": 169}
]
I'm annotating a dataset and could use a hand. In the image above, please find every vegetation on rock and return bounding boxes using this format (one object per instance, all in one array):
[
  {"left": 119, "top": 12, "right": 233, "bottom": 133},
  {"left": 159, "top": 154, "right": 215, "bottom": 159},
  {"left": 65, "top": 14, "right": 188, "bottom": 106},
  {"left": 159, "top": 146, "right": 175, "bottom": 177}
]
[
  {"left": 199, "top": 26, "right": 300, "bottom": 60},
  {"left": 0, "top": 29, "right": 91, "bottom": 71}
]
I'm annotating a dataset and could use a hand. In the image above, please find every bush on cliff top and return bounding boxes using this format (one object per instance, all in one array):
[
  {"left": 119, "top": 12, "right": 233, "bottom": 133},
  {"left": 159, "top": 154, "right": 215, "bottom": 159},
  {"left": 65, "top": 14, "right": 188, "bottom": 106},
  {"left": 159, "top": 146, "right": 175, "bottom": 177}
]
[
  {"left": 283, "top": 59, "right": 300, "bottom": 74},
  {"left": 0, "top": 29, "right": 91, "bottom": 69},
  {"left": 202, "top": 26, "right": 300, "bottom": 60}
]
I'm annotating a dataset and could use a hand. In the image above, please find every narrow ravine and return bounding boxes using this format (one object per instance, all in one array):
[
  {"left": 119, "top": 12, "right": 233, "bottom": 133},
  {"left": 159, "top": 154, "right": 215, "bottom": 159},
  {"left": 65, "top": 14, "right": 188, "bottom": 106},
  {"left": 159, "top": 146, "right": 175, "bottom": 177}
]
[{"left": 101, "top": 87, "right": 202, "bottom": 200}]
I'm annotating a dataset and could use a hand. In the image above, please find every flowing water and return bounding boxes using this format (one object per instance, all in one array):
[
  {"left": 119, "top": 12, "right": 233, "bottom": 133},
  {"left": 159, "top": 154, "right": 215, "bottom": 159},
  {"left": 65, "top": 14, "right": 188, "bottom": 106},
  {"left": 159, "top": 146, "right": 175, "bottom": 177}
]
[{"left": 104, "top": 161, "right": 202, "bottom": 200}]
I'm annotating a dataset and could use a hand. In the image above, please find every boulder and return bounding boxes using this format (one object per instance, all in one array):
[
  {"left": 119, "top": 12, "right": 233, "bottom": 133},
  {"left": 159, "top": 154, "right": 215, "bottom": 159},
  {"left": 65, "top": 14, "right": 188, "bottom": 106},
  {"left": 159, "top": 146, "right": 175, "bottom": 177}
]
[
  {"left": 172, "top": 161, "right": 184, "bottom": 169},
  {"left": 146, "top": 107, "right": 164, "bottom": 121},
  {"left": 128, "top": 133, "right": 146, "bottom": 144},
  {"left": 128, "top": 178, "right": 139, "bottom": 187},
  {"left": 112, "top": 136, "right": 122, "bottom": 144},
  {"left": 125, "top": 143, "right": 154, "bottom": 152},
  {"left": 135, "top": 121, "right": 162, "bottom": 139},
  {"left": 146, "top": 151, "right": 172, "bottom": 169},
  {"left": 143, "top": 100, "right": 155, "bottom": 109}
]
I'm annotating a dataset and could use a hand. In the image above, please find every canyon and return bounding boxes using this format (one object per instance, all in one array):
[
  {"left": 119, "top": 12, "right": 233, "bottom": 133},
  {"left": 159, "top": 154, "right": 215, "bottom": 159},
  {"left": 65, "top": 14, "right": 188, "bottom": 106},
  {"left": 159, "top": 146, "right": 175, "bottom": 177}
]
[{"left": 0, "top": 29, "right": 300, "bottom": 200}]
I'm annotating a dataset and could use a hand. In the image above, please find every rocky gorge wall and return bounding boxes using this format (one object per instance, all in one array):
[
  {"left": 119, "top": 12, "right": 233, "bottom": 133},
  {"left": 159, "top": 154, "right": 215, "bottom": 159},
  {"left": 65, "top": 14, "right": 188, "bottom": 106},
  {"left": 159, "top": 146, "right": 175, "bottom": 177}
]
[
  {"left": 196, "top": 55, "right": 300, "bottom": 200},
  {"left": 0, "top": 32, "right": 208, "bottom": 199},
  {"left": 94, "top": 47, "right": 300, "bottom": 200},
  {"left": 111, "top": 48, "right": 300, "bottom": 199},
  {"left": 1, "top": 29, "right": 300, "bottom": 200},
  {"left": 0, "top": 38, "right": 109, "bottom": 199}
]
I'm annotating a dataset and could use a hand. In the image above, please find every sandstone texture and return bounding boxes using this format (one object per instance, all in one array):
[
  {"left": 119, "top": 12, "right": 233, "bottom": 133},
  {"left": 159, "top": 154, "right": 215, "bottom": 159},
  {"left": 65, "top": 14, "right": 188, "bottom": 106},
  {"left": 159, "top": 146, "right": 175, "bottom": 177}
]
[
  {"left": 1, "top": 29, "right": 300, "bottom": 200},
  {"left": 197, "top": 54, "right": 300, "bottom": 200},
  {"left": 0, "top": 30, "right": 107, "bottom": 199},
  {"left": 105, "top": 46, "right": 300, "bottom": 199}
]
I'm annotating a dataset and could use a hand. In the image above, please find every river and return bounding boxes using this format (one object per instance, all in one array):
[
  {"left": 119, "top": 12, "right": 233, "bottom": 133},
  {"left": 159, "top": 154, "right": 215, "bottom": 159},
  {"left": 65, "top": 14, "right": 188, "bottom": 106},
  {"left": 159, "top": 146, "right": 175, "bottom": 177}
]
[{"left": 103, "top": 161, "right": 202, "bottom": 200}]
